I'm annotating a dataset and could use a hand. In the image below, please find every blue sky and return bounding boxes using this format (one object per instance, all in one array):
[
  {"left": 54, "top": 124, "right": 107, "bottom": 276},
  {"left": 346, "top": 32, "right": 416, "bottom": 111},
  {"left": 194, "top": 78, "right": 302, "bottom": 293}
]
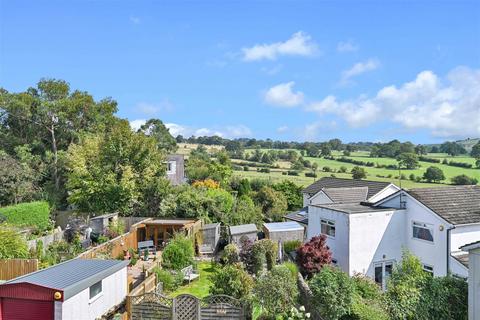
[{"left": 1, "top": 0, "right": 479, "bottom": 143}]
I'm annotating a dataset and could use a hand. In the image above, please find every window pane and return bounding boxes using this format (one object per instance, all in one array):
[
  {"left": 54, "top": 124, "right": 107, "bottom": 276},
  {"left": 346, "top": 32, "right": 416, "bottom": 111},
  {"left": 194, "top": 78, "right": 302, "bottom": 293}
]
[
  {"left": 413, "top": 224, "right": 433, "bottom": 242},
  {"left": 89, "top": 281, "right": 102, "bottom": 299},
  {"left": 374, "top": 265, "right": 382, "bottom": 285}
]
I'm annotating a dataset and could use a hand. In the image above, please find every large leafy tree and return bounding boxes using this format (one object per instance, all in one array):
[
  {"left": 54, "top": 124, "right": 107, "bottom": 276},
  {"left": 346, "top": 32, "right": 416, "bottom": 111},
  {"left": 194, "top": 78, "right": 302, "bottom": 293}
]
[
  {"left": 66, "top": 120, "right": 166, "bottom": 215},
  {"left": 0, "top": 79, "right": 117, "bottom": 205},
  {"left": 0, "top": 153, "right": 37, "bottom": 205},
  {"left": 137, "top": 118, "right": 177, "bottom": 153},
  {"left": 254, "top": 186, "right": 288, "bottom": 222}
]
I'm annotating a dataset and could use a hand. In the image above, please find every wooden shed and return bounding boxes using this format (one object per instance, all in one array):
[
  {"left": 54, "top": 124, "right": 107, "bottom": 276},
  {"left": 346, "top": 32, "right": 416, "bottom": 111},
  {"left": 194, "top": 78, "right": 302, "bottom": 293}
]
[
  {"left": 199, "top": 223, "right": 221, "bottom": 255},
  {"left": 229, "top": 224, "right": 258, "bottom": 246},
  {"left": 263, "top": 221, "right": 305, "bottom": 244},
  {"left": 137, "top": 219, "right": 202, "bottom": 249}
]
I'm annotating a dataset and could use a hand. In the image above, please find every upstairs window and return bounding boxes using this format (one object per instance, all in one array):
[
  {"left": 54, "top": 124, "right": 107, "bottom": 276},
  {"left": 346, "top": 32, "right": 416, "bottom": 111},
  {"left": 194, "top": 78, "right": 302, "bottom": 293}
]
[
  {"left": 89, "top": 280, "right": 102, "bottom": 300},
  {"left": 412, "top": 221, "right": 434, "bottom": 242},
  {"left": 321, "top": 219, "right": 335, "bottom": 238}
]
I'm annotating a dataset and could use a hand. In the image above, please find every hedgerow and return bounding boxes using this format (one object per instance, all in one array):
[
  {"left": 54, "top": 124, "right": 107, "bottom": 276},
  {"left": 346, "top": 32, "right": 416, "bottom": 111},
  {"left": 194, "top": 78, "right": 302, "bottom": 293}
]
[{"left": 0, "top": 201, "right": 52, "bottom": 232}]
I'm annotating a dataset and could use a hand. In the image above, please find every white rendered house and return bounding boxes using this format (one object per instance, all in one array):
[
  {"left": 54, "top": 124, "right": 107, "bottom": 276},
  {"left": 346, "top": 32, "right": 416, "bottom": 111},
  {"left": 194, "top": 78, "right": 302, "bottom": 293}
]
[
  {"left": 307, "top": 185, "right": 480, "bottom": 288},
  {"left": 461, "top": 241, "right": 480, "bottom": 320},
  {"left": 285, "top": 177, "right": 400, "bottom": 227}
]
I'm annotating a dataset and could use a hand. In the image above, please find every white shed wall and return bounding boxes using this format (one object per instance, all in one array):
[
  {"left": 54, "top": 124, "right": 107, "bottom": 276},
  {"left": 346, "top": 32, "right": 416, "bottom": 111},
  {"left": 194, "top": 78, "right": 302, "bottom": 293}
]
[{"left": 60, "top": 267, "right": 127, "bottom": 320}]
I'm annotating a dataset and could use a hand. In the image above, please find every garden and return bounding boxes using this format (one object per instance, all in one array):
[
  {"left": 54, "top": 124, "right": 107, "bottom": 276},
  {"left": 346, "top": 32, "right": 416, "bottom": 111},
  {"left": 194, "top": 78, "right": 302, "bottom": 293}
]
[{"left": 151, "top": 231, "right": 468, "bottom": 320}]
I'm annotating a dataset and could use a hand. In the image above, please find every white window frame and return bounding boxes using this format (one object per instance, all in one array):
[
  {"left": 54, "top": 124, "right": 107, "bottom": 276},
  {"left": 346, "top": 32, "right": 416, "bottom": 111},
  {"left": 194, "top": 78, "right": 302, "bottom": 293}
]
[
  {"left": 374, "top": 260, "right": 395, "bottom": 291},
  {"left": 412, "top": 221, "right": 434, "bottom": 243},
  {"left": 320, "top": 219, "right": 336, "bottom": 238},
  {"left": 89, "top": 280, "right": 103, "bottom": 302},
  {"left": 422, "top": 263, "right": 434, "bottom": 275}
]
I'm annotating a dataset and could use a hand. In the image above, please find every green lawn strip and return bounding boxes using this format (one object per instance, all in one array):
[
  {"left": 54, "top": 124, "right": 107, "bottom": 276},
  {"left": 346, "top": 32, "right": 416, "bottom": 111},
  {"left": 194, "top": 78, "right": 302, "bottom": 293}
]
[{"left": 169, "top": 261, "right": 217, "bottom": 298}]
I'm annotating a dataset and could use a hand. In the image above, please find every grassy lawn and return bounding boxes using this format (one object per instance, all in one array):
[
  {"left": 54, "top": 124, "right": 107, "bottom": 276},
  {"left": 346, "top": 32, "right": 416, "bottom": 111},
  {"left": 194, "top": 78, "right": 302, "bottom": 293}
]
[{"left": 170, "top": 261, "right": 217, "bottom": 298}]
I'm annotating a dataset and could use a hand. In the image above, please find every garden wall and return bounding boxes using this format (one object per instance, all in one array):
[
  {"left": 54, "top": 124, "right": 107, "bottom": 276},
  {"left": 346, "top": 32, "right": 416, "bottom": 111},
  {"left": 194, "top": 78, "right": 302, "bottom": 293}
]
[{"left": 27, "top": 228, "right": 65, "bottom": 252}]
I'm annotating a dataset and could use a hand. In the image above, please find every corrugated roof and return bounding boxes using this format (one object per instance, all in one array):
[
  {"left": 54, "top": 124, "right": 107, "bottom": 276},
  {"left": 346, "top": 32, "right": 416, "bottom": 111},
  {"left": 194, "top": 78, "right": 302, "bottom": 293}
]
[
  {"left": 408, "top": 185, "right": 480, "bottom": 225},
  {"left": 303, "top": 177, "right": 391, "bottom": 199},
  {"left": 323, "top": 187, "right": 368, "bottom": 203},
  {"left": 264, "top": 221, "right": 304, "bottom": 232},
  {"left": 5, "top": 259, "right": 128, "bottom": 300},
  {"left": 229, "top": 224, "right": 257, "bottom": 235}
]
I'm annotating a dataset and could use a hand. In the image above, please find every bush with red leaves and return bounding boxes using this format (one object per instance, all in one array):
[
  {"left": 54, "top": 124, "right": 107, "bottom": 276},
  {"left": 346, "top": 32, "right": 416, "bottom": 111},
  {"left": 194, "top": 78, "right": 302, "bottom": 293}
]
[{"left": 296, "top": 235, "right": 332, "bottom": 278}]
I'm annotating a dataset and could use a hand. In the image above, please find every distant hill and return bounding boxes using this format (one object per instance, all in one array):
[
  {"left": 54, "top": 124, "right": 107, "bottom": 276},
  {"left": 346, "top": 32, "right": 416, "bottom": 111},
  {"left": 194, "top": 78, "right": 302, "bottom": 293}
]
[{"left": 426, "top": 138, "right": 479, "bottom": 153}]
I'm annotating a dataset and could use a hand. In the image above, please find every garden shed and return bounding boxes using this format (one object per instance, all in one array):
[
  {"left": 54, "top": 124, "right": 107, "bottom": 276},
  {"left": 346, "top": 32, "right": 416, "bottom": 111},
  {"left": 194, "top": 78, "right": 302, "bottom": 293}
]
[
  {"left": 229, "top": 224, "right": 258, "bottom": 246},
  {"left": 89, "top": 212, "right": 119, "bottom": 234},
  {"left": 263, "top": 221, "right": 305, "bottom": 244},
  {"left": 199, "top": 223, "right": 221, "bottom": 255},
  {"left": 0, "top": 259, "right": 128, "bottom": 320}
]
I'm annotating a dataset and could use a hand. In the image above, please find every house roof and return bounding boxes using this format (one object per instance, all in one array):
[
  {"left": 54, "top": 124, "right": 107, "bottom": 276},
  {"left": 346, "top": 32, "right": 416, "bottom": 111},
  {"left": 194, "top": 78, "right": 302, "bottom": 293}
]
[
  {"left": 264, "top": 221, "right": 304, "bottom": 232},
  {"left": 229, "top": 224, "right": 257, "bottom": 235},
  {"left": 407, "top": 185, "right": 480, "bottom": 225},
  {"left": 303, "top": 177, "right": 391, "bottom": 199},
  {"left": 313, "top": 203, "right": 395, "bottom": 214},
  {"left": 460, "top": 240, "right": 480, "bottom": 251},
  {"left": 284, "top": 207, "right": 308, "bottom": 225},
  {"left": 323, "top": 187, "right": 368, "bottom": 203},
  {"left": 452, "top": 253, "right": 469, "bottom": 268},
  {"left": 4, "top": 259, "right": 128, "bottom": 300}
]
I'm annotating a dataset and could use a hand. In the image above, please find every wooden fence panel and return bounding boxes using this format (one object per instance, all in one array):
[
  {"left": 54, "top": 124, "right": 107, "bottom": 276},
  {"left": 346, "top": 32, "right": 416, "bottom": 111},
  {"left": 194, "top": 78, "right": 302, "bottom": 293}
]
[{"left": 0, "top": 259, "right": 38, "bottom": 280}]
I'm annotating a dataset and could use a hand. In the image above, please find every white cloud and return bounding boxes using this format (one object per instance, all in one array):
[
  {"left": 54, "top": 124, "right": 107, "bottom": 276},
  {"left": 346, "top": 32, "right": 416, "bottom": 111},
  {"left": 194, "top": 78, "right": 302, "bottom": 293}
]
[
  {"left": 300, "top": 121, "right": 338, "bottom": 140},
  {"left": 264, "top": 82, "right": 305, "bottom": 107},
  {"left": 340, "top": 58, "right": 380, "bottom": 84},
  {"left": 277, "top": 125, "right": 289, "bottom": 133},
  {"left": 130, "top": 16, "right": 141, "bottom": 24},
  {"left": 129, "top": 119, "right": 146, "bottom": 131},
  {"left": 242, "top": 31, "right": 318, "bottom": 61},
  {"left": 337, "top": 40, "right": 359, "bottom": 53},
  {"left": 261, "top": 64, "right": 283, "bottom": 75},
  {"left": 135, "top": 100, "right": 175, "bottom": 115},
  {"left": 306, "top": 67, "right": 480, "bottom": 138},
  {"left": 165, "top": 123, "right": 252, "bottom": 138}
]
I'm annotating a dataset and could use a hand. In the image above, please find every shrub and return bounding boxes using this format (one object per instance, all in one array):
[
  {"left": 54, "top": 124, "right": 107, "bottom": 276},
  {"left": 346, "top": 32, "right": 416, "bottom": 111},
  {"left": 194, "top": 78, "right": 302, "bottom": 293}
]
[
  {"left": 323, "top": 166, "right": 331, "bottom": 172},
  {"left": 310, "top": 266, "right": 354, "bottom": 320},
  {"left": 418, "top": 156, "right": 441, "bottom": 163},
  {"left": 243, "top": 166, "right": 249, "bottom": 171},
  {"left": 153, "top": 267, "right": 179, "bottom": 292},
  {"left": 257, "top": 168, "right": 271, "bottom": 173},
  {"left": 209, "top": 263, "right": 254, "bottom": 300},
  {"left": 221, "top": 243, "right": 239, "bottom": 265},
  {"left": 416, "top": 275, "right": 467, "bottom": 320},
  {"left": 296, "top": 235, "right": 332, "bottom": 278},
  {"left": 385, "top": 251, "right": 427, "bottom": 320},
  {"left": 409, "top": 173, "right": 416, "bottom": 181},
  {"left": 252, "top": 239, "right": 278, "bottom": 274},
  {"left": 0, "top": 201, "right": 52, "bottom": 233},
  {"left": 283, "top": 261, "right": 299, "bottom": 280},
  {"left": 305, "top": 172, "right": 317, "bottom": 178},
  {"left": 339, "top": 166, "right": 348, "bottom": 173},
  {"left": 451, "top": 174, "right": 478, "bottom": 185},
  {"left": 105, "top": 219, "right": 126, "bottom": 239},
  {"left": 161, "top": 233, "right": 194, "bottom": 270},
  {"left": 447, "top": 160, "right": 472, "bottom": 168},
  {"left": 423, "top": 166, "right": 445, "bottom": 183},
  {"left": 239, "top": 236, "right": 255, "bottom": 273},
  {"left": 287, "top": 170, "right": 300, "bottom": 176},
  {"left": 254, "top": 264, "right": 299, "bottom": 316},
  {"left": 283, "top": 239, "right": 302, "bottom": 253},
  {"left": 348, "top": 298, "right": 389, "bottom": 320},
  {"left": 351, "top": 274, "right": 382, "bottom": 301},
  {"left": 0, "top": 225, "right": 29, "bottom": 258},
  {"left": 351, "top": 166, "right": 367, "bottom": 180}
]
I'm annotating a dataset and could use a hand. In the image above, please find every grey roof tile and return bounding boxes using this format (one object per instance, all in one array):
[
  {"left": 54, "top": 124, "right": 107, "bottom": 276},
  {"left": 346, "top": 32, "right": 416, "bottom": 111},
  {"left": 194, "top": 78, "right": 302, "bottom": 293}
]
[
  {"left": 303, "top": 177, "right": 391, "bottom": 199},
  {"left": 408, "top": 185, "right": 480, "bottom": 225},
  {"left": 323, "top": 187, "right": 368, "bottom": 203}
]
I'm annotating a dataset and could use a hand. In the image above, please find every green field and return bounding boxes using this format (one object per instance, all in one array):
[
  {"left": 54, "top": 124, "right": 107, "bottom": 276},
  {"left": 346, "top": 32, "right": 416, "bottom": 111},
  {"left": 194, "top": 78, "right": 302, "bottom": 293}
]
[{"left": 233, "top": 150, "right": 479, "bottom": 189}]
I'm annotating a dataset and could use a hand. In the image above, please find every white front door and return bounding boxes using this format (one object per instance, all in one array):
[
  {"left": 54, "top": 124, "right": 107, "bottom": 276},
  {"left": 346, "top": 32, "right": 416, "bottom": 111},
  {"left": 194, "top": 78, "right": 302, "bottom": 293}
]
[{"left": 374, "top": 260, "right": 394, "bottom": 290}]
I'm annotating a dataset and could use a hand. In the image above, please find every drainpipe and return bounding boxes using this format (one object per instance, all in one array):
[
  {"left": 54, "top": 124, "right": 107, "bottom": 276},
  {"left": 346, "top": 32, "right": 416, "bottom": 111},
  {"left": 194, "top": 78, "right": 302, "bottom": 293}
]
[{"left": 446, "top": 226, "right": 455, "bottom": 275}]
